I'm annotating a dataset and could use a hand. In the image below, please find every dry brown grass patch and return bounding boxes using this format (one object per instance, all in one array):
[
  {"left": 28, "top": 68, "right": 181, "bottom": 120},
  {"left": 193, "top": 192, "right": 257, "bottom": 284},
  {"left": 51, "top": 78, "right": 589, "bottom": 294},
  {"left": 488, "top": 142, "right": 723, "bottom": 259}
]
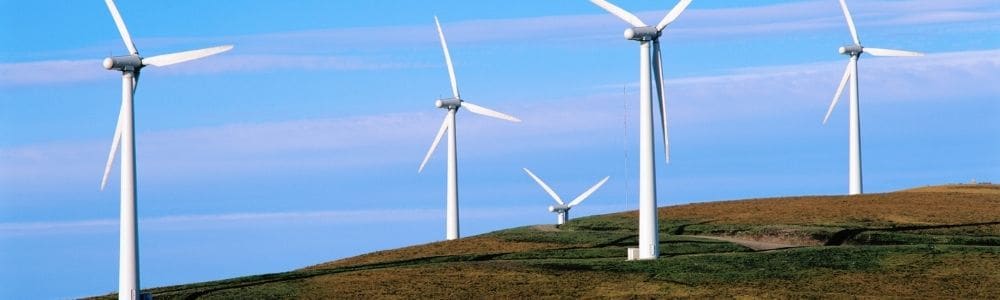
[
  {"left": 299, "top": 262, "right": 692, "bottom": 299},
  {"left": 788, "top": 252, "right": 1000, "bottom": 298},
  {"left": 902, "top": 184, "right": 1000, "bottom": 194},
  {"left": 656, "top": 189, "right": 1000, "bottom": 227},
  {"left": 304, "top": 235, "right": 574, "bottom": 270}
]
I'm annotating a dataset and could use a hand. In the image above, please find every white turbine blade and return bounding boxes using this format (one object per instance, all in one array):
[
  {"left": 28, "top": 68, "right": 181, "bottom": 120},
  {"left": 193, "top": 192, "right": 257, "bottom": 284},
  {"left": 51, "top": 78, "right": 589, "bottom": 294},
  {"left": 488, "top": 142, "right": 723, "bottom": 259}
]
[
  {"left": 589, "top": 0, "right": 647, "bottom": 28},
  {"left": 656, "top": 0, "right": 693, "bottom": 31},
  {"left": 461, "top": 102, "right": 521, "bottom": 123},
  {"left": 652, "top": 41, "right": 670, "bottom": 163},
  {"left": 132, "top": 71, "right": 140, "bottom": 90},
  {"left": 864, "top": 47, "right": 923, "bottom": 57},
  {"left": 418, "top": 113, "right": 452, "bottom": 173},
  {"left": 838, "top": 0, "right": 861, "bottom": 45},
  {"left": 101, "top": 74, "right": 138, "bottom": 190},
  {"left": 824, "top": 60, "right": 855, "bottom": 125},
  {"left": 142, "top": 45, "right": 234, "bottom": 67},
  {"left": 104, "top": 0, "right": 138, "bottom": 55},
  {"left": 522, "top": 168, "right": 564, "bottom": 205},
  {"left": 100, "top": 103, "right": 125, "bottom": 191},
  {"left": 434, "top": 16, "right": 461, "bottom": 99},
  {"left": 568, "top": 176, "right": 610, "bottom": 208}
]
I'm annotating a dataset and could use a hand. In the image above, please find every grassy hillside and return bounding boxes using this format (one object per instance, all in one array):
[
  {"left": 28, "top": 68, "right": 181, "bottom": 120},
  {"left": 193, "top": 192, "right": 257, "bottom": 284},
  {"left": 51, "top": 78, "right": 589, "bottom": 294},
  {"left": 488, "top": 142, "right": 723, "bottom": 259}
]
[{"left": 90, "top": 184, "right": 1000, "bottom": 299}]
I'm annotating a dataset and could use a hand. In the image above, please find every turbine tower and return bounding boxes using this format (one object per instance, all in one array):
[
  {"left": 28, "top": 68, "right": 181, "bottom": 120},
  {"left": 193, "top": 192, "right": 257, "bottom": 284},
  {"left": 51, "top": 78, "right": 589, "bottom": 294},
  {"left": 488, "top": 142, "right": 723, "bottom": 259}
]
[
  {"left": 419, "top": 16, "right": 521, "bottom": 240},
  {"left": 823, "top": 0, "right": 923, "bottom": 195},
  {"left": 589, "top": 0, "right": 692, "bottom": 260},
  {"left": 523, "top": 168, "right": 609, "bottom": 226},
  {"left": 98, "top": 0, "right": 232, "bottom": 298}
]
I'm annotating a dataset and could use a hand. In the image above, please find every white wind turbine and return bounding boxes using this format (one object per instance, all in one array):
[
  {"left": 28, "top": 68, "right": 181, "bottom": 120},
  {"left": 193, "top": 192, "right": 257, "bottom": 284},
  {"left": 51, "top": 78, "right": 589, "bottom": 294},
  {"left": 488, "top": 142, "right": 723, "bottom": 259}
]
[
  {"left": 523, "top": 168, "right": 609, "bottom": 226},
  {"left": 589, "top": 0, "right": 692, "bottom": 260},
  {"left": 823, "top": 0, "right": 923, "bottom": 195},
  {"left": 97, "top": 0, "right": 232, "bottom": 298},
  {"left": 418, "top": 16, "right": 521, "bottom": 241}
]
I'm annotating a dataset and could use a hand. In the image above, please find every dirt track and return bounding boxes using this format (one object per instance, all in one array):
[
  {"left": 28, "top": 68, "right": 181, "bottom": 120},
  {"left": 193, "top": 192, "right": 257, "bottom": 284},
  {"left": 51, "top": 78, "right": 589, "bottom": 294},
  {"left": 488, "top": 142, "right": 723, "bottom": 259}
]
[{"left": 687, "top": 235, "right": 800, "bottom": 251}]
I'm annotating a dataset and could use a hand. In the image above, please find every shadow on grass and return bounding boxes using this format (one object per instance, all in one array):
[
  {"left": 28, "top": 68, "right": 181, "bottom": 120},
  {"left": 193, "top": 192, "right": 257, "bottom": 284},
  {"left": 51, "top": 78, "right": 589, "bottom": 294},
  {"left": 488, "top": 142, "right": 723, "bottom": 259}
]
[
  {"left": 825, "top": 221, "right": 1000, "bottom": 246},
  {"left": 670, "top": 220, "right": 717, "bottom": 235}
]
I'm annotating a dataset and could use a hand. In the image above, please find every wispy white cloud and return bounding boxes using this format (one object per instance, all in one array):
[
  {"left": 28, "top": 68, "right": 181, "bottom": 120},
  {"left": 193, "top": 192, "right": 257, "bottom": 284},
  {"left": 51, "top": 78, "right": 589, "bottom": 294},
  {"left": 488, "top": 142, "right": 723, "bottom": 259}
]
[
  {"left": 607, "top": 48, "right": 1000, "bottom": 123},
  {"left": 0, "top": 98, "right": 611, "bottom": 187},
  {"left": 0, "top": 54, "right": 420, "bottom": 87},
  {"left": 0, "top": 219, "right": 118, "bottom": 236},
  {"left": 664, "top": 0, "right": 999, "bottom": 39},
  {"left": 222, "top": 0, "right": 998, "bottom": 46},
  {"left": 2, "top": 0, "right": 995, "bottom": 86},
  {"left": 2, "top": 49, "right": 996, "bottom": 190},
  {"left": 0, "top": 59, "right": 110, "bottom": 86},
  {"left": 0, "top": 207, "right": 539, "bottom": 237},
  {"left": 159, "top": 54, "right": 429, "bottom": 75}
]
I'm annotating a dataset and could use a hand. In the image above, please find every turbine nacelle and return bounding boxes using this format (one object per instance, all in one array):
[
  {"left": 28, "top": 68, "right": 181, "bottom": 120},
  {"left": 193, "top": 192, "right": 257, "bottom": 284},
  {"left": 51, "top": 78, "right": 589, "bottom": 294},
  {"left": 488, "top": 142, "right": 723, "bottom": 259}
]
[
  {"left": 839, "top": 45, "right": 863, "bottom": 56},
  {"left": 435, "top": 98, "right": 462, "bottom": 109},
  {"left": 103, "top": 55, "right": 143, "bottom": 71},
  {"left": 548, "top": 204, "right": 570, "bottom": 213},
  {"left": 624, "top": 26, "right": 660, "bottom": 41}
]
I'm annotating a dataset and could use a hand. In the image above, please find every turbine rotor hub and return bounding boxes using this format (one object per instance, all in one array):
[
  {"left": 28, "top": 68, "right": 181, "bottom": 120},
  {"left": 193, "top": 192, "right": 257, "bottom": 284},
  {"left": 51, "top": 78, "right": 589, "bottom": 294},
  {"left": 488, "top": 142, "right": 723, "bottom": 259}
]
[
  {"left": 103, "top": 55, "right": 143, "bottom": 71},
  {"left": 839, "top": 45, "right": 863, "bottom": 56},
  {"left": 435, "top": 98, "right": 462, "bottom": 109},
  {"left": 624, "top": 26, "right": 660, "bottom": 41}
]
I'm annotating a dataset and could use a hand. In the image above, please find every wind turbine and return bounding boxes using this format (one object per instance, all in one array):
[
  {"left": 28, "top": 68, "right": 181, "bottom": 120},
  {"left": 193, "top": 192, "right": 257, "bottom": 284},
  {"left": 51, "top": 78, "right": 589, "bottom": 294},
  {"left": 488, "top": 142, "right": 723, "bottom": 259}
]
[
  {"left": 589, "top": 0, "right": 692, "bottom": 260},
  {"left": 418, "top": 16, "right": 521, "bottom": 241},
  {"left": 523, "top": 168, "right": 609, "bottom": 226},
  {"left": 823, "top": 0, "right": 923, "bottom": 195},
  {"left": 97, "top": 0, "right": 232, "bottom": 298}
]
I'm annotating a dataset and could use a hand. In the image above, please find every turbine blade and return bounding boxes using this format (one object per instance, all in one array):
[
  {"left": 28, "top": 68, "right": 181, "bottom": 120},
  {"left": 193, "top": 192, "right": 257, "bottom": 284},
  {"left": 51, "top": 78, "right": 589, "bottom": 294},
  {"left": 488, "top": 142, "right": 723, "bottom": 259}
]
[
  {"left": 656, "top": 0, "right": 693, "bottom": 31},
  {"left": 461, "top": 102, "right": 521, "bottom": 123},
  {"left": 568, "top": 176, "right": 610, "bottom": 207},
  {"left": 104, "top": 0, "right": 138, "bottom": 55},
  {"left": 102, "top": 72, "right": 141, "bottom": 190},
  {"left": 864, "top": 47, "right": 923, "bottom": 57},
  {"left": 589, "top": 0, "right": 647, "bottom": 28},
  {"left": 133, "top": 70, "right": 140, "bottom": 91},
  {"left": 418, "top": 113, "right": 452, "bottom": 173},
  {"left": 652, "top": 41, "right": 670, "bottom": 163},
  {"left": 434, "top": 16, "right": 461, "bottom": 99},
  {"left": 142, "top": 45, "right": 234, "bottom": 67},
  {"left": 824, "top": 60, "right": 854, "bottom": 125},
  {"left": 522, "top": 168, "right": 564, "bottom": 205},
  {"left": 838, "top": 0, "right": 861, "bottom": 45},
  {"left": 100, "top": 102, "right": 125, "bottom": 191}
]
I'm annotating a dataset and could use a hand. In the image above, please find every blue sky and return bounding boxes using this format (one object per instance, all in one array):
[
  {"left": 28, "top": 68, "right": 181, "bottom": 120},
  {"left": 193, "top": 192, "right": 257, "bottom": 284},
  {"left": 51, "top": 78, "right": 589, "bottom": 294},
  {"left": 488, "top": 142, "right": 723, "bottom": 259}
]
[{"left": 1, "top": 0, "right": 998, "bottom": 298}]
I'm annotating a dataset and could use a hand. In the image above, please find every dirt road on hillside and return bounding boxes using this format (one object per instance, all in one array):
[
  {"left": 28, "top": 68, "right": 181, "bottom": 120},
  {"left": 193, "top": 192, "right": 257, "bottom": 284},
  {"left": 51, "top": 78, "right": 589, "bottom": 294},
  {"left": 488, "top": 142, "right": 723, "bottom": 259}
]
[{"left": 687, "top": 235, "right": 800, "bottom": 251}]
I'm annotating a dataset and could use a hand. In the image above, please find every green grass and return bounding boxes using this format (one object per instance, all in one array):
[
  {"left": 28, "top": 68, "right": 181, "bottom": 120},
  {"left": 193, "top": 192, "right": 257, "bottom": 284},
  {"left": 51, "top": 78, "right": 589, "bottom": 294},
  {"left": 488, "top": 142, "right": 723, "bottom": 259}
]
[
  {"left": 485, "top": 225, "right": 634, "bottom": 245},
  {"left": 848, "top": 231, "right": 1000, "bottom": 246},
  {"left": 533, "top": 246, "right": 890, "bottom": 284},
  {"left": 522, "top": 245, "right": 999, "bottom": 298}
]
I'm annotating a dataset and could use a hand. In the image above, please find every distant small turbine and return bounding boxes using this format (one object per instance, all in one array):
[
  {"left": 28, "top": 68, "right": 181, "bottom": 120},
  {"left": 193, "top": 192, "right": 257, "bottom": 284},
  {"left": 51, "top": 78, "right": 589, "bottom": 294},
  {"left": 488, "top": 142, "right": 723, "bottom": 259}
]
[
  {"left": 823, "top": 0, "right": 923, "bottom": 195},
  {"left": 523, "top": 168, "right": 609, "bottom": 226},
  {"left": 418, "top": 17, "right": 521, "bottom": 240},
  {"left": 98, "top": 0, "right": 232, "bottom": 299}
]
